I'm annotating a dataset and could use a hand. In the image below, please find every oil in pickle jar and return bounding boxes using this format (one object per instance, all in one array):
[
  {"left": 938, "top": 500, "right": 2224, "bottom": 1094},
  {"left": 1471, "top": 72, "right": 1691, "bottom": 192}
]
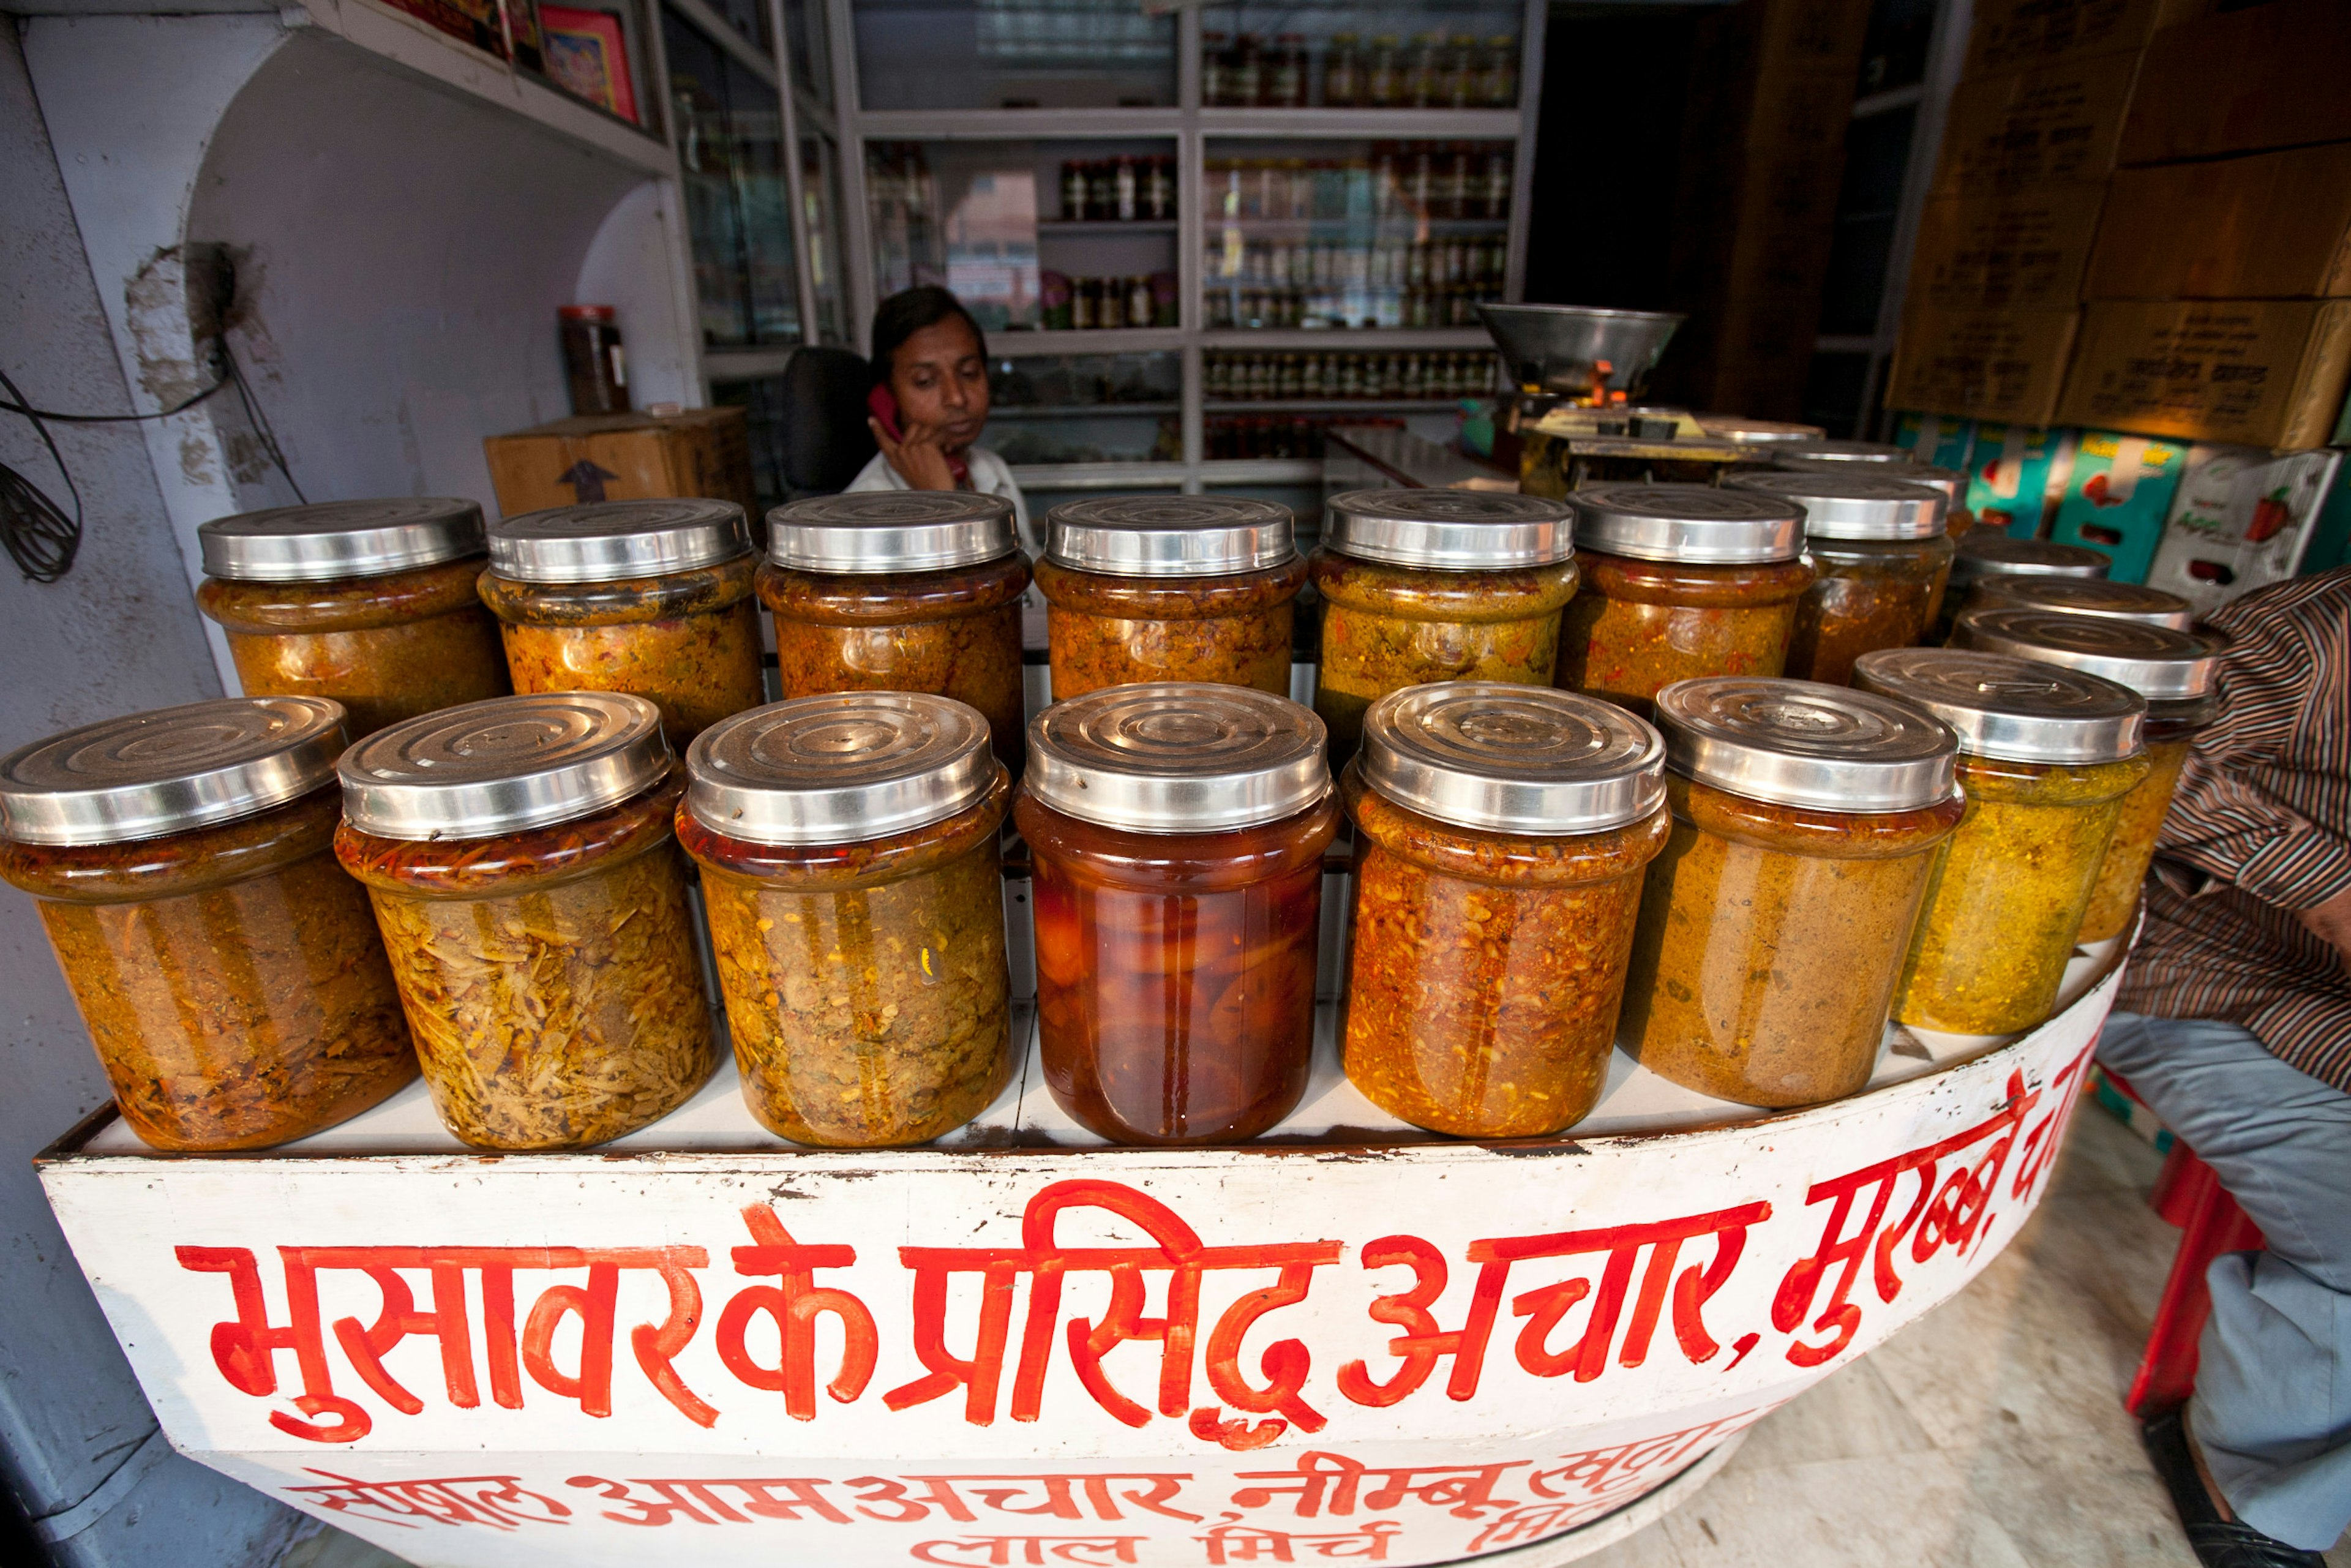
[
  {"left": 678, "top": 693, "right": 1014, "bottom": 1147},
  {"left": 759, "top": 492, "right": 1029, "bottom": 773},
  {"left": 0, "top": 697, "right": 417, "bottom": 1150},
  {"left": 480, "top": 500, "right": 765, "bottom": 748},
  {"left": 1951, "top": 608, "right": 2221, "bottom": 945},
  {"left": 195, "top": 499, "right": 511, "bottom": 738},
  {"left": 1037, "top": 495, "right": 1305, "bottom": 699},
  {"left": 1017, "top": 683, "right": 1341, "bottom": 1146},
  {"left": 1554, "top": 484, "right": 1814, "bottom": 716},
  {"left": 334, "top": 692, "right": 716, "bottom": 1149},
  {"left": 1960, "top": 574, "right": 2197, "bottom": 631},
  {"left": 1728, "top": 470, "right": 1953, "bottom": 685},
  {"left": 1855, "top": 648, "right": 2148, "bottom": 1035},
  {"left": 1340, "top": 682, "right": 1671, "bottom": 1136},
  {"left": 1620, "top": 679, "right": 1965, "bottom": 1107},
  {"left": 1934, "top": 533, "right": 2110, "bottom": 641},
  {"left": 1311, "top": 489, "right": 1578, "bottom": 767}
]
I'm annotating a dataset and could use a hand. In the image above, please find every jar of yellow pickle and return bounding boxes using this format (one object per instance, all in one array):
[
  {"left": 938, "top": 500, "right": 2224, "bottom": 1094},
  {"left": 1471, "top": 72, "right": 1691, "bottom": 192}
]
[{"left": 1727, "top": 470, "right": 1952, "bottom": 684}]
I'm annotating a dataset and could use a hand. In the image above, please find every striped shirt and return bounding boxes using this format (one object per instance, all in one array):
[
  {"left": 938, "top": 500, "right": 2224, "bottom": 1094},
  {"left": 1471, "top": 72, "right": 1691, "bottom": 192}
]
[{"left": 2120, "top": 566, "right": 2351, "bottom": 1092}]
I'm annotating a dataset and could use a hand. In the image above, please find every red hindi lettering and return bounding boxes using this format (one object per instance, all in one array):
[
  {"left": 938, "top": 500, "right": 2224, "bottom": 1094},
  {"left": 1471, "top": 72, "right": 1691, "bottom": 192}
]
[{"left": 716, "top": 1204, "right": 879, "bottom": 1420}]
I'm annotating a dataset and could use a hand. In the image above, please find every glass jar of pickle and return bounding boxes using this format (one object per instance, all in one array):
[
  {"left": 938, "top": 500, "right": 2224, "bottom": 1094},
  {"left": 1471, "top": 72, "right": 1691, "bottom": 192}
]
[
  {"left": 1773, "top": 452, "right": 1970, "bottom": 533},
  {"left": 678, "top": 693, "right": 1014, "bottom": 1147},
  {"left": 1554, "top": 484, "right": 1814, "bottom": 717},
  {"left": 1772, "top": 440, "right": 1914, "bottom": 467},
  {"left": 196, "top": 499, "right": 511, "bottom": 738},
  {"left": 1856, "top": 648, "right": 2149, "bottom": 1035},
  {"left": 334, "top": 692, "right": 716, "bottom": 1149},
  {"left": 1310, "top": 489, "right": 1578, "bottom": 767},
  {"left": 1016, "top": 684, "right": 1340, "bottom": 1146},
  {"left": 1621, "top": 680, "right": 1965, "bottom": 1106},
  {"left": 1961, "top": 574, "right": 2196, "bottom": 630},
  {"left": 1730, "top": 470, "right": 1952, "bottom": 685},
  {"left": 479, "top": 500, "right": 765, "bottom": 748},
  {"left": 1934, "top": 533, "right": 2110, "bottom": 641},
  {"left": 1952, "top": 608, "right": 2222, "bottom": 945},
  {"left": 0, "top": 697, "right": 416, "bottom": 1150},
  {"left": 759, "top": 492, "right": 1029, "bottom": 774},
  {"left": 1037, "top": 495, "right": 1306, "bottom": 700},
  {"left": 1341, "top": 683, "right": 1671, "bottom": 1136}
]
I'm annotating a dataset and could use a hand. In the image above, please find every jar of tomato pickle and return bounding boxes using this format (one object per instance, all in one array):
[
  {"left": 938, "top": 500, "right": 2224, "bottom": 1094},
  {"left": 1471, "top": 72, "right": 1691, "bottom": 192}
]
[
  {"left": 1962, "top": 574, "right": 2196, "bottom": 630},
  {"left": 1620, "top": 679, "right": 1965, "bottom": 1106},
  {"left": 0, "top": 698, "right": 416, "bottom": 1150},
  {"left": 1554, "top": 484, "right": 1814, "bottom": 717},
  {"left": 1855, "top": 648, "right": 2149, "bottom": 1035},
  {"left": 1934, "top": 533, "right": 2110, "bottom": 641},
  {"left": 678, "top": 693, "right": 1014, "bottom": 1147},
  {"left": 1017, "top": 683, "right": 1340, "bottom": 1146},
  {"left": 1340, "top": 683, "right": 1671, "bottom": 1136},
  {"left": 1728, "top": 470, "right": 1953, "bottom": 685},
  {"left": 1037, "top": 495, "right": 1306, "bottom": 699},
  {"left": 1951, "top": 608, "right": 2221, "bottom": 945},
  {"left": 335, "top": 692, "right": 716, "bottom": 1149},
  {"left": 759, "top": 492, "right": 1029, "bottom": 773},
  {"left": 480, "top": 500, "right": 765, "bottom": 748},
  {"left": 1310, "top": 489, "right": 1578, "bottom": 767},
  {"left": 196, "top": 499, "right": 511, "bottom": 738}
]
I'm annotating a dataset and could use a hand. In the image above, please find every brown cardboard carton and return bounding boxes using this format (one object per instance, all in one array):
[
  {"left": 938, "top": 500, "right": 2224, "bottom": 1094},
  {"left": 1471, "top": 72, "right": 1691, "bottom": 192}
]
[
  {"left": 2119, "top": 0, "right": 2351, "bottom": 165},
  {"left": 1963, "top": 0, "right": 2162, "bottom": 77},
  {"left": 2085, "top": 143, "right": 2351, "bottom": 301},
  {"left": 1886, "top": 306, "right": 2080, "bottom": 426},
  {"left": 483, "top": 408, "right": 757, "bottom": 519},
  {"left": 2057, "top": 299, "right": 2351, "bottom": 449},
  {"left": 1932, "top": 53, "right": 2139, "bottom": 197},
  {"left": 1909, "top": 185, "right": 2107, "bottom": 311}
]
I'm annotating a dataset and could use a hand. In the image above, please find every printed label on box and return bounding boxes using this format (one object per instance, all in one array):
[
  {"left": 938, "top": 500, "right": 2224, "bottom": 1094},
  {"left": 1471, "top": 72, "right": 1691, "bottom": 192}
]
[
  {"left": 2049, "top": 432, "right": 2189, "bottom": 584},
  {"left": 1893, "top": 413, "right": 1974, "bottom": 472},
  {"left": 1965, "top": 423, "right": 2075, "bottom": 538},
  {"left": 2144, "top": 445, "right": 2345, "bottom": 615}
]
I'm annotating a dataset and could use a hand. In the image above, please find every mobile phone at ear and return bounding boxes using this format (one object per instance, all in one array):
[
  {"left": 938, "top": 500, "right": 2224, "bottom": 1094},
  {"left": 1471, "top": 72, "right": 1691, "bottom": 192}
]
[{"left": 867, "top": 384, "right": 906, "bottom": 444}]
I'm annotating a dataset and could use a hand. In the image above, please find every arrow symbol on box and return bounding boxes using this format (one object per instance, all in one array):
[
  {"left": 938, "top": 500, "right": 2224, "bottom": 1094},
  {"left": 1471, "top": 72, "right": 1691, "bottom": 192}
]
[{"left": 560, "top": 459, "right": 617, "bottom": 502}]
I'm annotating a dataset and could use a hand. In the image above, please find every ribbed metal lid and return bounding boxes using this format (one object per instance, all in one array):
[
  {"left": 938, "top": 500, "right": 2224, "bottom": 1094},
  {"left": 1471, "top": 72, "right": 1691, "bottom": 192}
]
[
  {"left": 1694, "top": 415, "right": 1823, "bottom": 445},
  {"left": 1853, "top": 648, "right": 2144, "bottom": 765},
  {"left": 487, "top": 499, "right": 749, "bottom": 583},
  {"left": 1570, "top": 483, "right": 1805, "bottom": 564},
  {"left": 1322, "top": 489, "right": 1573, "bottom": 570},
  {"left": 1900, "top": 464, "right": 1965, "bottom": 509},
  {"left": 767, "top": 491, "right": 1019, "bottom": 574},
  {"left": 1951, "top": 609, "right": 2222, "bottom": 703},
  {"left": 1949, "top": 532, "right": 2112, "bottom": 587},
  {"left": 1047, "top": 495, "right": 1295, "bottom": 577},
  {"left": 1026, "top": 683, "right": 1328, "bottom": 833},
  {"left": 684, "top": 693, "right": 995, "bottom": 846},
  {"left": 1966, "top": 574, "right": 2196, "bottom": 630},
  {"left": 339, "top": 692, "right": 672, "bottom": 840},
  {"left": 198, "top": 498, "right": 486, "bottom": 582},
  {"left": 1775, "top": 440, "right": 1914, "bottom": 467},
  {"left": 0, "top": 697, "right": 347, "bottom": 847},
  {"left": 1725, "top": 471, "right": 1948, "bottom": 541},
  {"left": 1654, "top": 678, "right": 1957, "bottom": 813},
  {"left": 1360, "top": 683, "right": 1664, "bottom": 834}
]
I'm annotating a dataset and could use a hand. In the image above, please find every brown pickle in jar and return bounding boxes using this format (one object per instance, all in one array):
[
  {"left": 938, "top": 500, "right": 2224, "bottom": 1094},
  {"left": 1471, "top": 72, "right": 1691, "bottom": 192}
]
[
  {"left": 1787, "top": 536, "right": 1954, "bottom": 686},
  {"left": 1555, "top": 551, "right": 1814, "bottom": 715},
  {"left": 1038, "top": 554, "right": 1306, "bottom": 699}
]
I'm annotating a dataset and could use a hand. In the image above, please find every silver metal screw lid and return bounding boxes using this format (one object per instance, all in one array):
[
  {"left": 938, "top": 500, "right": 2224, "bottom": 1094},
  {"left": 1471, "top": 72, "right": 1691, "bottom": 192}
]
[
  {"left": 1026, "top": 683, "right": 1329, "bottom": 833},
  {"left": 767, "top": 490, "right": 1019, "bottom": 574},
  {"left": 684, "top": 693, "right": 996, "bottom": 846},
  {"left": 1951, "top": 609, "right": 2222, "bottom": 703},
  {"left": 338, "top": 692, "right": 672, "bottom": 841},
  {"left": 1322, "top": 489, "right": 1573, "bottom": 570},
  {"left": 1653, "top": 678, "right": 1958, "bottom": 813},
  {"left": 1360, "top": 682, "right": 1665, "bottom": 835},
  {"left": 1853, "top": 648, "right": 2145, "bottom": 765},
  {"left": 1725, "top": 471, "right": 1948, "bottom": 541},
  {"left": 1693, "top": 415, "right": 1824, "bottom": 445},
  {"left": 198, "top": 498, "right": 486, "bottom": 582},
  {"left": 1047, "top": 495, "right": 1295, "bottom": 577},
  {"left": 1964, "top": 574, "right": 2197, "bottom": 630},
  {"left": 1949, "top": 531, "right": 2111, "bottom": 588},
  {"left": 0, "top": 697, "right": 348, "bottom": 847},
  {"left": 487, "top": 500, "right": 749, "bottom": 583},
  {"left": 1775, "top": 440, "right": 1915, "bottom": 466},
  {"left": 1899, "top": 464, "right": 1965, "bottom": 508},
  {"left": 1570, "top": 483, "right": 1805, "bottom": 565}
]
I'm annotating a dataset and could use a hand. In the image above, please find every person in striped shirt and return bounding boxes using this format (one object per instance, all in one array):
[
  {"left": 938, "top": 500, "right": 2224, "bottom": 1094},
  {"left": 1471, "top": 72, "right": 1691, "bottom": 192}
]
[{"left": 2101, "top": 566, "right": 2351, "bottom": 1567}]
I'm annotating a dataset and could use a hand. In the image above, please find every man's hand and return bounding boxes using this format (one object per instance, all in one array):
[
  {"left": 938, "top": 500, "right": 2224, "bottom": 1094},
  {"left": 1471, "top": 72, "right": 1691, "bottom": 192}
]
[
  {"left": 869, "top": 415, "right": 959, "bottom": 492},
  {"left": 2293, "top": 885, "right": 2351, "bottom": 969}
]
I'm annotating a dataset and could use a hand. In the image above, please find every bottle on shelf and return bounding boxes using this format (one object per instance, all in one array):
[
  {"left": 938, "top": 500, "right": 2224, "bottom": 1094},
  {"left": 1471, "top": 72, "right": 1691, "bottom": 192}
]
[
  {"left": 1232, "top": 34, "right": 1262, "bottom": 108},
  {"left": 1202, "top": 32, "right": 1228, "bottom": 107},
  {"left": 1367, "top": 36, "right": 1401, "bottom": 108},
  {"left": 1323, "top": 34, "right": 1360, "bottom": 108},
  {"left": 1269, "top": 34, "right": 1306, "bottom": 107},
  {"left": 1142, "top": 156, "right": 1175, "bottom": 220},
  {"left": 1482, "top": 36, "right": 1520, "bottom": 108},
  {"left": 1060, "top": 160, "right": 1089, "bottom": 221}
]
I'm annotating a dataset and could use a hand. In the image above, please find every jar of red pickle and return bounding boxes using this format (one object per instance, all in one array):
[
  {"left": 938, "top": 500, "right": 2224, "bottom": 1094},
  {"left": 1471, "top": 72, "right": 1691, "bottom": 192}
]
[
  {"left": 1728, "top": 470, "right": 1952, "bottom": 685},
  {"left": 1038, "top": 495, "right": 1305, "bottom": 699},
  {"left": 759, "top": 492, "right": 1029, "bottom": 773},
  {"left": 480, "top": 500, "right": 765, "bottom": 748},
  {"left": 196, "top": 499, "right": 511, "bottom": 738},
  {"left": 1554, "top": 483, "right": 1813, "bottom": 716},
  {"left": 679, "top": 693, "right": 1015, "bottom": 1147},
  {"left": 1017, "top": 683, "right": 1340, "bottom": 1146},
  {"left": 1340, "top": 682, "right": 1670, "bottom": 1136},
  {"left": 1962, "top": 574, "right": 2195, "bottom": 630},
  {"left": 0, "top": 697, "right": 416, "bottom": 1150},
  {"left": 1935, "top": 533, "right": 2109, "bottom": 640}
]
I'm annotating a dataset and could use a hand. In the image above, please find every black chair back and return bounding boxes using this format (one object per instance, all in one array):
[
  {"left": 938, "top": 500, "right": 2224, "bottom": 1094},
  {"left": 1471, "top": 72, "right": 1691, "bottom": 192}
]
[{"left": 776, "top": 345, "right": 878, "bottom": 498}]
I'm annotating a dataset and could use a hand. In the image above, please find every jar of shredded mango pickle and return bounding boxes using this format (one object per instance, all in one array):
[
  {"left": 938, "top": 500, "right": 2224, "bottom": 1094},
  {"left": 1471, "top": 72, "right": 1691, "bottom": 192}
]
[
  {"left": 1038, "top": 495, "right": 1306, "bottom": 700},
  {"left": 1310, "top": 489, "right": 1578, "bottom": 768},
  {"left": 679, "top": 693, "right": 1014, "bottom": 1147},
  {"left": 1728, "top": 470, "right": 1953, "bottom": 685},
  {"left": 1952, "top": 608, "right": 2221, "bottom": 946},
  {"left": 1554, "top": 484, "right": 1814, "bottom": 717},
  {"left": 1934, "top": 533, "right": 2110, "bottom": 641},
  {"left": 1961, "top": 574, "right": 2196, "bottom": 630},
  {"left": 196, "top": 499, "right": 511, "bottom": 738},
  {"left": 1621, "top": 680, "right": 1965, "bottom": 1106},
  {"left": 0, "top": 697, "right": 417, "bottom": 1150},
  {"left": 480, "top": 500, "right": 765, "bottom": 748},
  {"left": 1340, "top": 683, "right": 1670, "bottom": 1136},
  {"left": 335, "top": 692, "right": 716, "bottom": 1150},
  {"left": 1856, "top": 648, "right": 2148, "bottom": 1035}
]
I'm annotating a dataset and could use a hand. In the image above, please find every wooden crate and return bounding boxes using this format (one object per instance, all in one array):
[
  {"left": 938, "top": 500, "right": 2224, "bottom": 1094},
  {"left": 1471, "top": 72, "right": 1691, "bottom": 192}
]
[{"left": 483, "top": 407, "right": 757, "bottom": 518}]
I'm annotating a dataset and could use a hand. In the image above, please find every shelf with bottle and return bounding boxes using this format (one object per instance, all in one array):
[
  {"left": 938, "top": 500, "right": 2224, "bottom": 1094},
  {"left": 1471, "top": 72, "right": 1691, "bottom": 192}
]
[
  {"left": 1204, "top": 413, "right": 1412, "bottom": 463},
  {"left": 1205, "top": 144, "right": 1514, "bottom": 227},
  {"left": 1052, "top": 155, "right": 1178, "bottom": 225},
  {"left": 1206, "top": 347, "right": 1498, "bottom": 404},
  {"left": 1200, "top": 29, "right": 1521, "bottom": 110}
]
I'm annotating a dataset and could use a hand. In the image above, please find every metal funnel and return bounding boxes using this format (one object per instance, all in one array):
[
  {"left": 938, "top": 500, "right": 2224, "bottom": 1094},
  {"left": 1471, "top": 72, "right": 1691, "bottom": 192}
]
[{"left": 1476, "top": 304, "right": 1687, "bottom": 399}]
